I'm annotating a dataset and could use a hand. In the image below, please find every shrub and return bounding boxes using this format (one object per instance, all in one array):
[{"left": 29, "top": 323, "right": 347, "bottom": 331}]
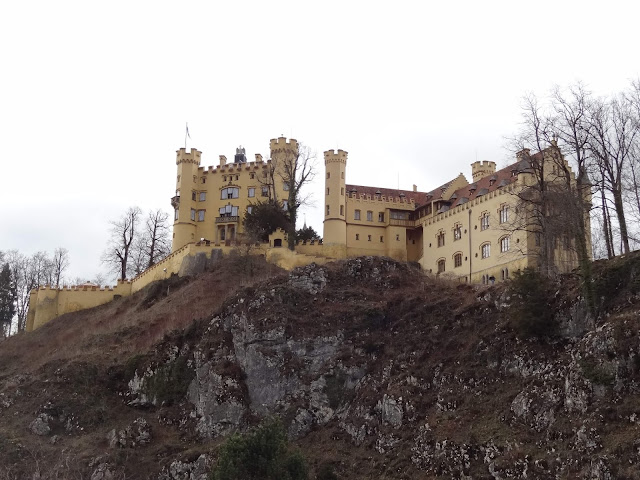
[
  {"left": 316, "top": 464, "right": 339, "bottom": 480},
  {"left": 508, "top": 268, "right": 557, "bottom": 339},
  {"left": 144, "top": 355, "right": 194, "bottom": 406},
  {"left": 210, "top": 419, "right": 308, "bottom": 480}
]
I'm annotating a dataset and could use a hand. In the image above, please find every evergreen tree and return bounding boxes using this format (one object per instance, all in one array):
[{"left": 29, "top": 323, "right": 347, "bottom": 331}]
[{"left": 0, "top": 263, "right": 17, "bottom": 336}]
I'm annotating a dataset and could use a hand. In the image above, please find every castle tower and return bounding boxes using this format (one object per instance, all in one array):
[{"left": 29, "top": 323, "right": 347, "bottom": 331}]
[
  {"left": 470, "top": 160, "right": 496, "bottom": 182},
  {"left": 269, "top": 136, "right": 299, "bottom": 203},
  {"left": 323, "top": 149, "right": 347, "bottom": 247},
  {"left": 171, "top": 147, "right": 202, "bottom": 251}
]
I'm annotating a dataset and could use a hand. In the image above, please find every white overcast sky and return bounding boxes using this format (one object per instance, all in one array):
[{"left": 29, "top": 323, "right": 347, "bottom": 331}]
[{"left": 1, "top": 0, "right": 638, "bottom": 283}]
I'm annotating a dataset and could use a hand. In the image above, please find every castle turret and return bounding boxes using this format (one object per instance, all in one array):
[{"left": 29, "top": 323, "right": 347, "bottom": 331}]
[
  {"left": 323, "top": 149, "right": 347, "bottom": 248},
  {"left": 270, "top": 136, "right": 299, "bottom": 203},
  {"left": 470, "top": 160, "right": 496, "bottom": 182},
  {"left": 172, "top": 147, "right": 202, "bottom": 251}
]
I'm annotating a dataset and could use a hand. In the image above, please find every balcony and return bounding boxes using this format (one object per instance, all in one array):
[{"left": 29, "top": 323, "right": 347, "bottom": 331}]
[
  {"left": 389, "top": 218, "right": 415, "bottom": 227},
  {"left": 170, "top": 195, "right": 180, "bottom": 209},
  {"left": 215, "top": 216, "right": 239, "bottom": 224}
]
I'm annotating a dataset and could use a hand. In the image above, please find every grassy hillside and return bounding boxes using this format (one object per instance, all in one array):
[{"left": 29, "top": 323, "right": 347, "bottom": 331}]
[{"left": 1, "top": 253, "right": 640, "bottom": 479}]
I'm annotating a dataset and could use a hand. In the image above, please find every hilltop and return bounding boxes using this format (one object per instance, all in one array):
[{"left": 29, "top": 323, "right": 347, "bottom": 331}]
[{"left": 1, "top": 253, "right": 640, "bottom": 479}]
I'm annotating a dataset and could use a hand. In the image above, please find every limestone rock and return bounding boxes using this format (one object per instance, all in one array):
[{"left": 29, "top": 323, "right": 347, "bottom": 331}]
[
  {"left": 157, "top": 454, "right": 212, "bottom": 480},
  {"left": 29, "top": 414, "right": 51, "bottom": 436}
]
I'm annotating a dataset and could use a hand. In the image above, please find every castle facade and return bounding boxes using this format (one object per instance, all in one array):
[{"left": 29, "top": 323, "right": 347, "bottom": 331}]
[{"left": 322, "top": 144, "right": 591, "bottom": 282}]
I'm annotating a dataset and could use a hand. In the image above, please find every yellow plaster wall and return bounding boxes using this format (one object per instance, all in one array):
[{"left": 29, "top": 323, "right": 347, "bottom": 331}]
[
  {"left": 30, "top": 280, "right": 133, "bottom": 331},
  {"left": 172, "top": 138, "right": 295, "bottom": 252},
  {"left": 418, "top": 183, "right": 528, "bottom": 282}
]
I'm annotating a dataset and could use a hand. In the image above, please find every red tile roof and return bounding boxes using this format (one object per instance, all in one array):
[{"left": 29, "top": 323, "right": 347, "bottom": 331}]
[{"left": 345, "top": 184, "right": 429, "bottom": 206}]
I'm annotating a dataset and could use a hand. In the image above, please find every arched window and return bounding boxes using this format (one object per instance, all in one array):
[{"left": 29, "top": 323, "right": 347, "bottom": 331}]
[
  {"left": 500, "top": 236, "right": 510, "bottom": 253},
  {"left": 481, "top": 243, "right": 491, "bottom": 259},
  {"left": 437, "top": 259, "right": 446, "bottom": 273},
  {"left": 454, "top": 252, "right": 462, "bottom": 268}
]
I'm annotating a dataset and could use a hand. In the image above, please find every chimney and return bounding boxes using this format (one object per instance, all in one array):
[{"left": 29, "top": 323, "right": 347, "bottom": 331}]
[
  {"left": 255, "top": 153, "right": 263, "bottom": 162},
  {"left": 219, "top": 155, "right": 227, "bottom": 167},
  {"left": 412, "top": 184, "right": 417, "bottom": 192}
]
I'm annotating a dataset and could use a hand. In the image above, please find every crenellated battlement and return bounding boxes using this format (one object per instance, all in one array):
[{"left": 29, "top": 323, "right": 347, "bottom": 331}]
[
  {"left": 202, "top": 159, "right": 272, "bottom": 174},
  {"left": 471, "top": 160, "right": 496, "bottom": 181},
  {"left": 176, "top": 148, "right": 202, "bottom": 166},
  {"left": 324, "top": 149, "right": 348, "bottom": 165},
  {"left": 270, "top": 136, "right": 299, "bottom": 153}
]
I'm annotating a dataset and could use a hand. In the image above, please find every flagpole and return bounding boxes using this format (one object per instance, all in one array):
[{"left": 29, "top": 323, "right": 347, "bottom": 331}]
[{"left": 185, "top": 122, "right": 188, "bottom": 149}]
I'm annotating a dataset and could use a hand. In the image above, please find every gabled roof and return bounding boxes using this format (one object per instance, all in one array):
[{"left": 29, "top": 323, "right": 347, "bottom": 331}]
[{"left": 447, "top": 155, "right": 537, "bottom": 207}]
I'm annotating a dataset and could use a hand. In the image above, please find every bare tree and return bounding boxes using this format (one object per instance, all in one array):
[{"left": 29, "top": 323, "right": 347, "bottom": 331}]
[
  {"left": 586, "top": 93, "right": 639, "bottom": 254},
  {"left": 102, "top": 207, "right": 142, "bottom": 281},
  {"left": 51, "top": 247, "right": 70, "bottom": 288},
  {"left": 127, "top": 209, "right": 171, "bottom": 277},
  {"left": 6, "top": 250, "right": 36, "bottom": 332},
  {"left": 508, "top": 89, "right": 595, "bottom": 282},
  {"left": 143, "top": 209, "right": 171, "bottom": 268},
  {"left": 271, "top": 143, "right": 316, "bottom": 250}
]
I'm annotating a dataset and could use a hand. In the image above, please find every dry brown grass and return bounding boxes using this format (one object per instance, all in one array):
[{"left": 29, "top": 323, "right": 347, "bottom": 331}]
[{"left": 0, "top": 255, "right": 285, "bottom": 377}]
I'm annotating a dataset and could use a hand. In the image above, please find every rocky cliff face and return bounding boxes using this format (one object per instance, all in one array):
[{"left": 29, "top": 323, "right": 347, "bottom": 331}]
[{"left": 2, "top": 255, "right": 640, "bottom": 479}]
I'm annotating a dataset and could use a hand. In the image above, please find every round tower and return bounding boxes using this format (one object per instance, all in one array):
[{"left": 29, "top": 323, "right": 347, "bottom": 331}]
[
  {"left": 171, "top": 147, "right": 201, "bottom": 251},
  {"left": 323, "top": 149, "right": 347, "bottom": 248}
]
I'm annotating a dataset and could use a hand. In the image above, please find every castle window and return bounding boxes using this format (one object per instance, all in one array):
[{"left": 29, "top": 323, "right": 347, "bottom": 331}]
[
  {"left": 177, "top": 175, "right": 181, "bottom": 182},
  {"left": 454, "top": 253, "right": 462, "bottom": 268},
  {"left": 199, "top": 192, "right": 206, "bottom": 202},
  {"left": 197, "top": 210, "right": 205, "bottom": 222},
  {"left": 481, "top": 213, "right": 490, "bottom": 230},
  {"left": 223, "top": 176, "right": 226, "bottom": 182},
  {"left": 192, "top": 191, "right": 196, "bottom": 201},
  {"left": 247, "top": 206, "right": 253, "bottom": 215},
  {"left": 283, "top": 182, "right": 290, "bottom": 191},
  {"left": 341, "top": 171, "right": 344, "bottom": 179},
  {"left": 499, "top": 205, "right": 509, "bottom": 224},
  {"left": 248, "top": 187, "right": 255, "bottom": 198},
  {"left": 356, "top": 233, "right": 359, "bottom": 240},
  {"left": 327, "top": 172, "right": 330, "bottom": 179},
  {"left": 221, "top": 187, "right": 239, "bottom": 199},
  {"left": 481, "top": 243, "right": 491, "bottom": 258},
  {"left": 235, "top": 175, "right": 239, "bottom": 181},
  {"left": 340, "top": 205, "right": 344, "bottom": 216},
  {"left": 453, "top": 224, "right": 462, "bottom": 241},
  {"left": 354, "top": 209, "right": 361, "bottom": 220},
  {"left": 396, "top": 234, "right": 400, "bottom": 241},
  {"left": 261, "top": 186, "right": 269, "bottom": 197},
  {"left": 368, "top": 235, "right": 372, "bottom": 241},
  {"left": 341, "top": 187, "right": 344, "bottom": 196},
  {"left": 500, "top": 236, "right": 510, "bottom": 253},
  {"left": 250, "top": 173, "right": 255, "bottom": 179},
  {"left": 193, "top": 175, "right": 197, "bottom": 183},
  {"left": 367, "top": 211, "right": 373, "bottom": 221},
  {"left": 283, "top": 200, "right": 288, "bottom": 210},
  {"left": 201, "top": 177, "right": 206, "bottom": 184},
  {"left": 190, "top": 208, "right": 196, "bottom": 221},
  {"left": 380, "top": 236, "right": 384, "bottom": 243},
  {"left": 174, "top": 209, "right": 178, "bottom": 221},
  {"left": 437, "top": 259, "right": 445, "bottom": 273},
  {"left": 437, "top": 231, "right": 445, "bottom": 247},
  {"left": 326, "top": 205, "right": 330, "bottom": 215},
  {"left": 327, "top": 188, "right": 330, "bottom": 196},
  {"left": 378, "top": 212, "right": 384, "bottom": 222},
  {"left": 219, "top": 204, "right": 239, "bottom": 217}
]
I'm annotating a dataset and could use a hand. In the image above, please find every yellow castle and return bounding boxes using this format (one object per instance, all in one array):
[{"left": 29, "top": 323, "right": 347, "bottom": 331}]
[
  {"left": 321, "top": 142, "right": 591, "bottom": 283},
  {"left": 26, "top": 136, "right": 590, "bottom": 331}
]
